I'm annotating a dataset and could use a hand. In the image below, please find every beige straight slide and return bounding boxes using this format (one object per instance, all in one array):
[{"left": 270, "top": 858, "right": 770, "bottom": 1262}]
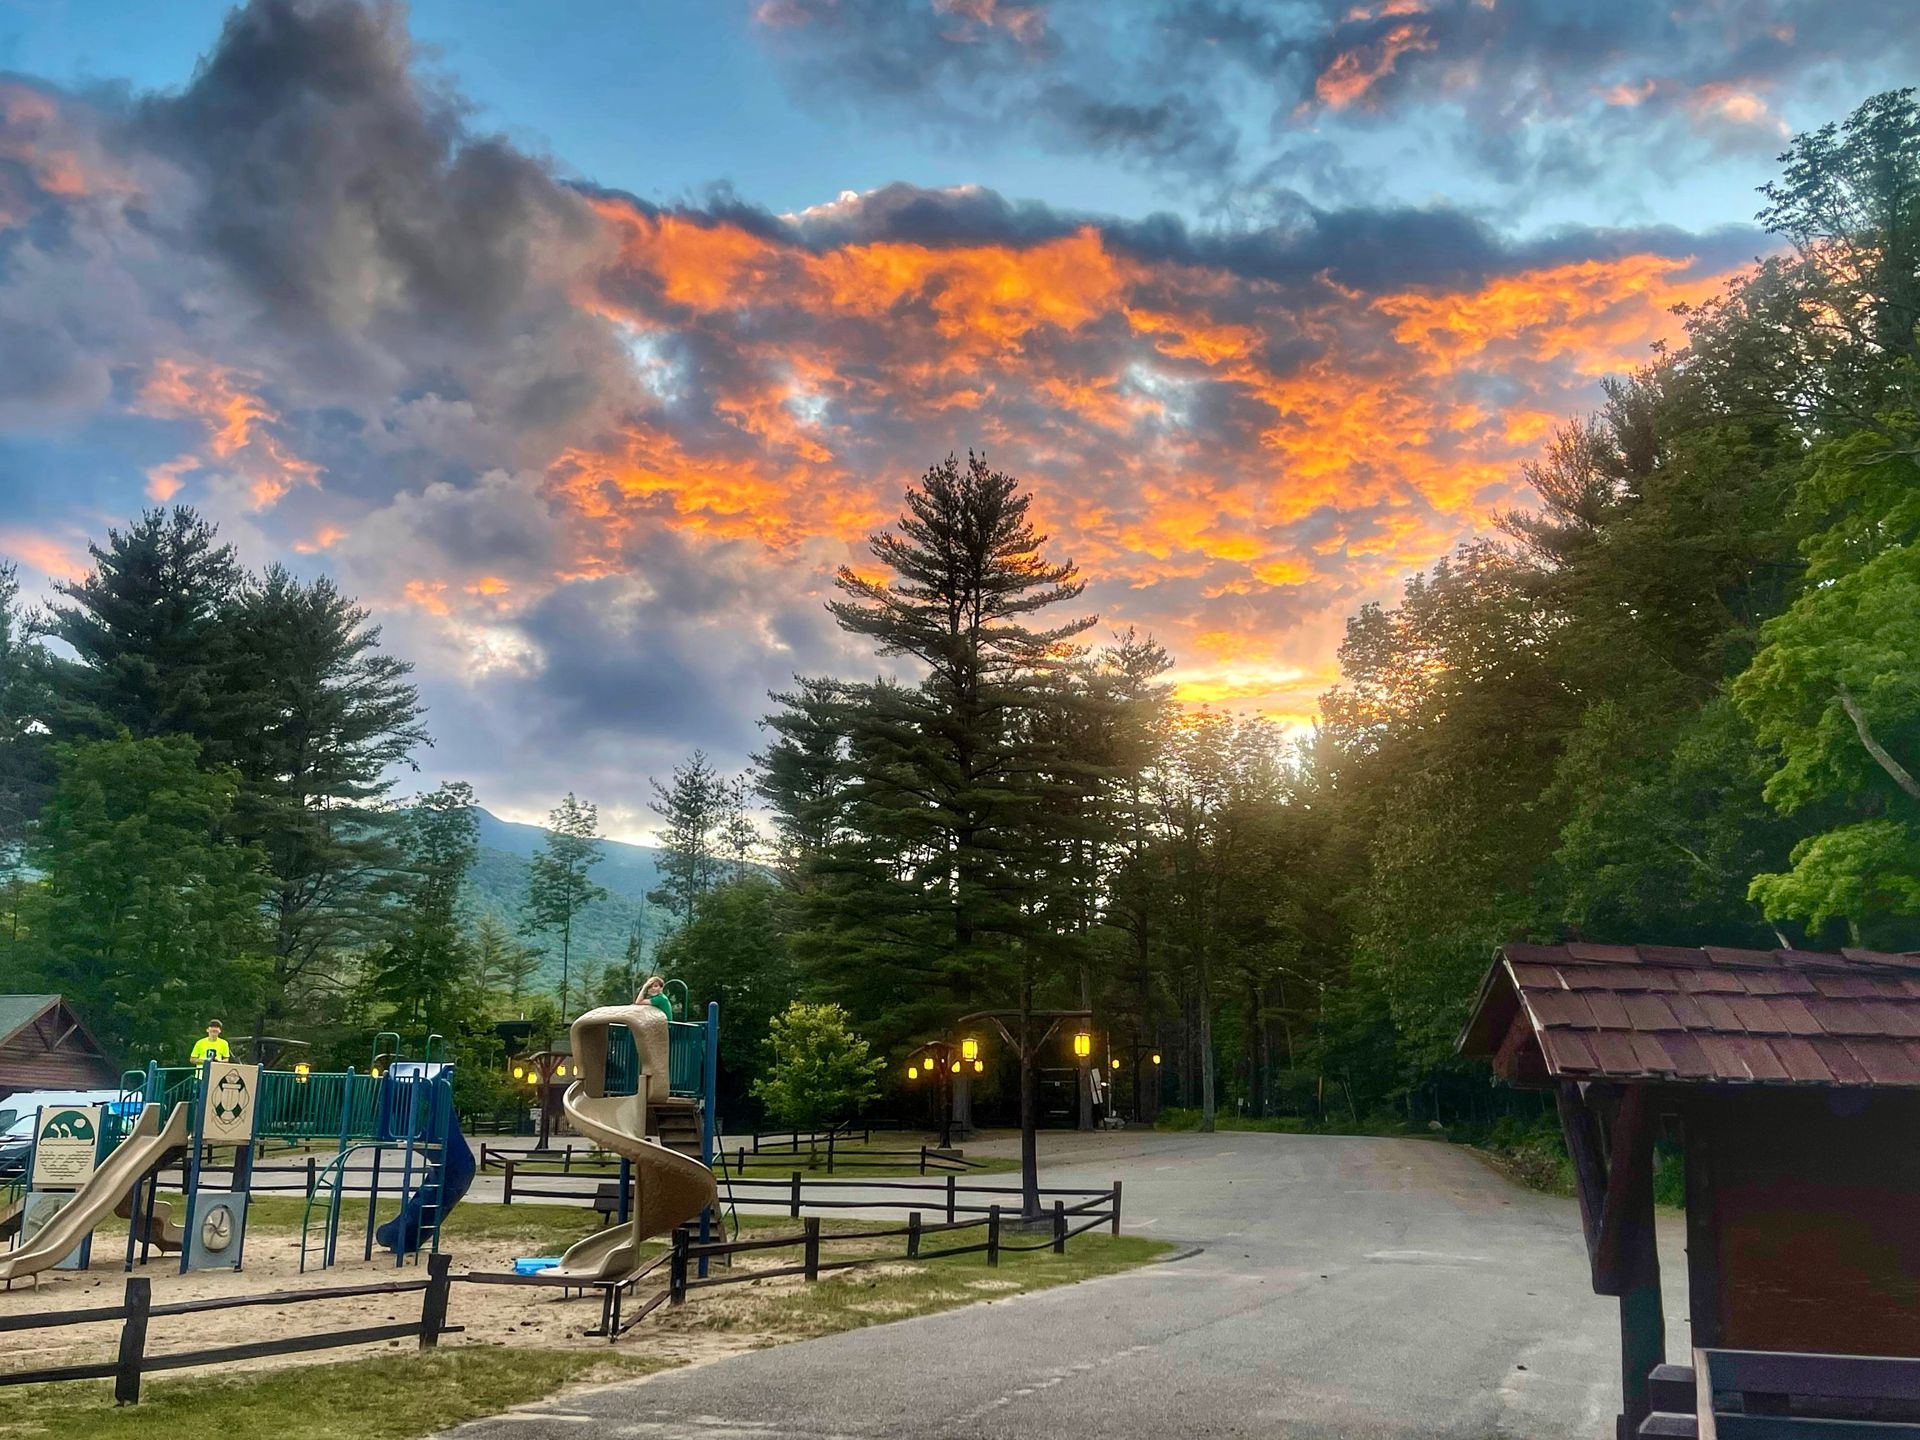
[
  {"left": 542, "top": 1004, "right": 717, "bottom": 1285},
  {"left": 0, "top": 1101, "right": 191, "bottom": 1284}
]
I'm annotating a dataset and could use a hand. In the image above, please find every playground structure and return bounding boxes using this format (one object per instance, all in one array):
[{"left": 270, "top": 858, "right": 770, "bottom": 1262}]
[
  {"left": 0, "top": 1035, "right": 478, "bottom": 1285},
  {"left": 294, "top": 1033, "right": 477, "bottom": 1272},
  {"left": 2, "top": 995, "right": 723, "bottom": 1294},
  {"left": 539, "top": 1000, "right": 718, "bottom": 1285}
]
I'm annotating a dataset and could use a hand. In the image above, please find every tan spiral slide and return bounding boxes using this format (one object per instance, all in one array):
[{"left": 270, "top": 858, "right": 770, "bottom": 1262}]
[{"left": 540, "top": 1004, "right": 717, "bottom": 1285}]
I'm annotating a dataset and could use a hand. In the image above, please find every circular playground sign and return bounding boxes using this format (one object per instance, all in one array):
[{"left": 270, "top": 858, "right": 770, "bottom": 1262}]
[
  {"left": 30, "top": 1104, "right": 102, "bottom": 1188},
  {"left": 199, "top": 1062, "right": 261, "bottom": 1145}
]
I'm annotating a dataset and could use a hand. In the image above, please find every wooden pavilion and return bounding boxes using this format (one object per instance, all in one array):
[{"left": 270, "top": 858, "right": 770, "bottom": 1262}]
[
  {"left": 1461, "top": 942, "right": 1920, "bottom": 1438},
  {"left": 0, "top": 994, "right": 117, "bottom": 1101}
]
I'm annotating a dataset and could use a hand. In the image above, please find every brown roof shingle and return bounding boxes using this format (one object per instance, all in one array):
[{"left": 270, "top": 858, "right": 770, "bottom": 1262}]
[{"left": 1461, "top": 943, "right": 1920, "bottom": 1088}]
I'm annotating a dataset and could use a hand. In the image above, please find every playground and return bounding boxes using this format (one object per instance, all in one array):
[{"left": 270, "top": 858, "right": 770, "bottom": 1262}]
[{"left": 0, "top": 993, "right": 1156, "bottom": 1438}]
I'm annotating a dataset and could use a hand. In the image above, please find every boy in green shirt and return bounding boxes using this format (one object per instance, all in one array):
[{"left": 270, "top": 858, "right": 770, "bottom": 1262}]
[{"left": 189, "top": 1020, "right": 231, "bottom": 1064}]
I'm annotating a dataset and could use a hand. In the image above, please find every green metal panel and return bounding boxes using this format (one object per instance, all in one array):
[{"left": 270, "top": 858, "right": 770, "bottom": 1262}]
[
  {"left": 603, "top": 1022, "right": 703, "bottom": 1098},
  {"left": 668, "top": 1021, "right": 704, "bottom": 1098}
]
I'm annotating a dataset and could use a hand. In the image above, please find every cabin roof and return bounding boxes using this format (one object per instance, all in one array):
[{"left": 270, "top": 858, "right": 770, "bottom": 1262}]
[
  {"left": 0, "top": 995, "right": 64, "bottom": 1047},
  {"left": 1459, "top": 943, "right": 1920, "bottom": 1088}
]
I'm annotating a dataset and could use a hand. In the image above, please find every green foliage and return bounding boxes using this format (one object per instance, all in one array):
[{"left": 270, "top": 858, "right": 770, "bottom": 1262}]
[
  {"left": 17, "top": 735, "right": 268, "bottom": 1061},
  {"left": 647, "top": 750, "right": 726, "bottom": 927},
  {"left": 654, "top": 873, "right": 796, "bottom": 1119},
  {"left": 48, "top": 507, "right": 241, "bottom": 747},
  {"left": 367, "top": 782, "right": 480, "bottom": 1032},
  {"left": 519, "top": 792, "right": 608, "bottom": 1018},
  {"left": 221, "top": 564, "right": 427, "bottom": 1022},
  {"left": 1736, "top": 426, "right": 1920, "bottom": 934},
  {"left": 0, "top": 562, "right": 52, "bottom": 857},
  {"left": 751, "top": 1001, "right": 884, "bottom": 1129}
]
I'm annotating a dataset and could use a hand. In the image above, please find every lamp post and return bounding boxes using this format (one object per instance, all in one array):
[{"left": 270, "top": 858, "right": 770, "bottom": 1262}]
[
  {"left": 512, "top": 1049, "right": 570, "bottom": 1149},
  {"left": 1072, "top": 1030, "right": 1095, "bottom": 1131},
  {"left": 958, "top": 1007, "right": 1090, "bottom": 1220},
  {"left": 905, "top": 1038, "right": 983, "bottom": 1149}
]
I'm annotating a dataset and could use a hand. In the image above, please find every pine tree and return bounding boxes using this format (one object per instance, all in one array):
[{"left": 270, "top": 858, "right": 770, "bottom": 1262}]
[
  {"left": 521, "top": 793, "right": 607, "bottom": 1019},
  {"left": 648, "top": 752, "right": 725, "bottom": 926},
  {"left": 779, "top": 452, "right": 1101, "bottom": 1214},
  {"left": 756, "top": 677, "right": 852, "bottom": 881},
  {"left": 222, "top": 566, "right": 427, "bottom": 1032},
  {"left": 474, "top": 911, "right": 543, "bottom": 1009},
  {"left": 48, "top": 507, "right": 242, "bottom": 747},
  {"left": 21, "top": 735, "right": 269, "bottom": 1061},
  {"left": 369, "top": 781, "right": 480, "bottom": 1033},
  {"left": 0, "top": 563, "right": 53, "bottom": 863}
]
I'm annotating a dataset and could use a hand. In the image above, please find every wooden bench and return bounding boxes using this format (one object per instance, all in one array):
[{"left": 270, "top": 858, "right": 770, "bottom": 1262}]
[{"left": 592, "top": 1182, "right": 622, "bottom": 1227}]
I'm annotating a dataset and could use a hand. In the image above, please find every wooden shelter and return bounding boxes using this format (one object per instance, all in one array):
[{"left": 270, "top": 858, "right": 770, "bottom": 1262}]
[
  {"left": 0, "top": 994, "right": 117, "bottom": 1100},
  {"left": 1461, "top": 942, "right": 1920, "bottom": 1438}
]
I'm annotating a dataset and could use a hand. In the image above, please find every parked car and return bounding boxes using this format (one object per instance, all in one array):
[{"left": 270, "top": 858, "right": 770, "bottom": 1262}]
[{"left": 0, "top": 1089, "right": 136, "bottom": 1183}]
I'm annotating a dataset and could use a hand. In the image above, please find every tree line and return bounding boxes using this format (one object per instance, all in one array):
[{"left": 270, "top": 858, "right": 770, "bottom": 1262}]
[{"left": 646, "top": 89, "right": 1920, "bottom": 1137}]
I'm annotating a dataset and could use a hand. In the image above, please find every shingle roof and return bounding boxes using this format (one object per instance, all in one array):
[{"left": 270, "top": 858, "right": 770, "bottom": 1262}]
[
  {"left": 1459, "top": 943, "right": 1920, "bottom": 1088},
  {"left": 0, "top": 995, "right": 60, "bottom": 1046}
]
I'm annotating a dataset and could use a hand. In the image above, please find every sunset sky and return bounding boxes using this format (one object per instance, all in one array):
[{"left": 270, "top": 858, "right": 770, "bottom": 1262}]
[{"left": 1, "top": 0, "right": 1914, "bottom": 839}]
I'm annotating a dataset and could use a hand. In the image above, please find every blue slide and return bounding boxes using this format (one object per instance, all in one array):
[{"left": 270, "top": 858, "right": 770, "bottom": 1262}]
[{"left": 376, "top": 1111, "right": 477, "bottom": 1254}]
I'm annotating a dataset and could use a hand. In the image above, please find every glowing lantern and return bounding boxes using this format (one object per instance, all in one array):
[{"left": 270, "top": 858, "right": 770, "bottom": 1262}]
[
  {"left": 1151, "top": 1053, "right": 1162, "bottom": 1066},
  {"left": 961, "top": 1037, "right": 979, "bottom": 1063},
  {"left": 1073, "top": 1032, "right": 1091, "bottom": 1059},
  {"left": 972, "top": 1059, "right": 983, "bottom": 1073},
  {"left": 907, "top": 1065, "right": 919, "bottom": 1080}
]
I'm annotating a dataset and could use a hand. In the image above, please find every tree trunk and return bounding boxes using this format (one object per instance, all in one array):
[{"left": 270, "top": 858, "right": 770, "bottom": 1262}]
[
  {"left": 1018, "top": 970, "right": 1040, "bottom": 1219},
  {"left": 1199, "top": 952, "right": 1216, "bottom": 1132}
]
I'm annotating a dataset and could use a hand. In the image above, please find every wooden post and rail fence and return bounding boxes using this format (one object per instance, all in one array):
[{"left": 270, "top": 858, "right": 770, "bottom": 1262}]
[
  {"left": 0, "top": 1253, "right": 458, "bottom": 1404},
  {"left": 0, "top": 1175, "right": 1123, "bottom": 1395}
]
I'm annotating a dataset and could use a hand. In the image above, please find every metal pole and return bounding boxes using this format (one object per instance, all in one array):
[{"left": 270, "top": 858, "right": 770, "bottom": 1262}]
[{"left": 179, "top": 1057, "right": 210, "bottom": 1275}]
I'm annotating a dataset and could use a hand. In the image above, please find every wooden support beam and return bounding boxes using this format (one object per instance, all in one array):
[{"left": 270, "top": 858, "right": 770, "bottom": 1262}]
[
  {"left": 1594, "top": 1084, "right": 1658, "bottom": 1294},
  {"left": 1556, "top": 1082, "right": 1608, "bottom": 1278}
]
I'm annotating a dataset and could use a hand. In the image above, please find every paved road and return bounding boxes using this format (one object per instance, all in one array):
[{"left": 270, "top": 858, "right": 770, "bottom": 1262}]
[{"left": 442, "top": 1131, "right": 1689, "bottom": 1439}]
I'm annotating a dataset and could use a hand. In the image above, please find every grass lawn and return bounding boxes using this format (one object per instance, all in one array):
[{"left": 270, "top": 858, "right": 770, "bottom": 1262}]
[
  {"left": 8, "top": 1219, "right": 1168, "bottom": 1440},
  {"left": 666, "top": 1232, "right": 1173, "bottom": 1340},
  {"left": 0, "top": 1349, "right": 674, "bottom": 1440},
  {"left": 721, "top": 1150, "right": 1020, "bottom": 1179},
  {"left": 130, "top": 1193, "right": 886, "bottom": 1254}
]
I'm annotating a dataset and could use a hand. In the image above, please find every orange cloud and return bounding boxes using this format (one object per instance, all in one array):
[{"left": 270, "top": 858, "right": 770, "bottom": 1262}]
[
  {"left": 0, "top": 528, "right": 85, "bottom": 580},
  {"left": 1315, "top": 22, "right": 1437, "bottom": 108},
  {"left": 144, "top": 454, "right": 199, "bottom": 503},
  {"left": 1371, "top": 254, "right": 1733, "bottom": 377},
  {"left": 293, "top": 525, "right": 347, "bottom": 554},
  {"left": 1689, "top": 83, "right": 1788, "bottom": 137},
  {"left": 137, "top": 359, "right": 320, "bottom": 510},
  {"left": 554, "top": 200, "right": 1756, "bottom": 725}
]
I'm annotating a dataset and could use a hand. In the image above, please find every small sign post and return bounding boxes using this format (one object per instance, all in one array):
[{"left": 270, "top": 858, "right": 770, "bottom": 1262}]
[
  {"left": 30, "top": 1104, "right": 103, "bottom": 1189},
  {"left": 25, "top": 1103, "right": 105, "bottom": 1270}
]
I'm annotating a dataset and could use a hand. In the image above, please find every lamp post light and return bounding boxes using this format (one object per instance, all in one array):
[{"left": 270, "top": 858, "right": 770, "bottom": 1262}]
[
  {"left": 512, "top": 1049, "right": 569, "bottom": 1149},
  {"left": 904, "top": 1037, "right": 983, "bottom": 1149}
]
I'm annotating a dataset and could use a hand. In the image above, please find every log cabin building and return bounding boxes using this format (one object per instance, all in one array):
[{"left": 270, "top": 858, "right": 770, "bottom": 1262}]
[
  {"left": 1461, "top": 942, "right": 1920, "bottom": 1437},
  {"left": 0, "top": 994, "right": 117, "bottom": 1102}
]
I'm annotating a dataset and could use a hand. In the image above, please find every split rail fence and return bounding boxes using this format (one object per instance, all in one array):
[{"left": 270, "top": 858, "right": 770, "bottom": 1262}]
[{"left": 0, "top": 1253, "right": 457, "bottom": 1404}]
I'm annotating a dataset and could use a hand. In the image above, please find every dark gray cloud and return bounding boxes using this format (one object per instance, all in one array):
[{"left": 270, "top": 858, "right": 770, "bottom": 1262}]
[{"left": 755, "top": 0, "right": 1920, "bottom": 205}]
